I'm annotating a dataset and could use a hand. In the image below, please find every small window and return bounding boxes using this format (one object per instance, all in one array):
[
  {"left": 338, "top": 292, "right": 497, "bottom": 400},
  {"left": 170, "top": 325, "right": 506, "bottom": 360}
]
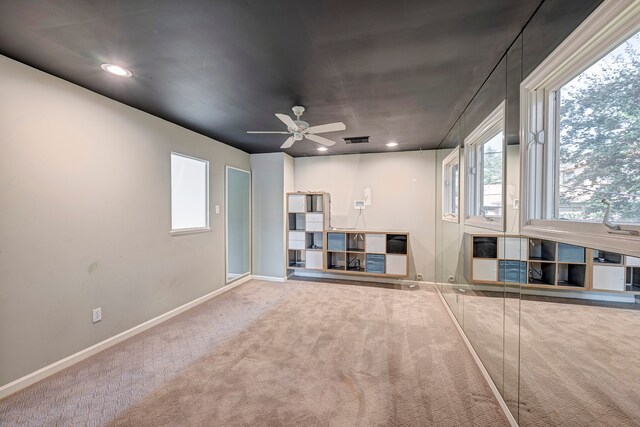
[
  {"left": 442, "top": 147, "right": 460, "bottom": 222},
  {"left": 170, "top": 152, "right": 209, "bottom": 233},
  {"left": 465, "top": 102, "right": 505, "bottom": 230},
  {"left": 521, "top": 1, "right": 640, "bottom": 251}
]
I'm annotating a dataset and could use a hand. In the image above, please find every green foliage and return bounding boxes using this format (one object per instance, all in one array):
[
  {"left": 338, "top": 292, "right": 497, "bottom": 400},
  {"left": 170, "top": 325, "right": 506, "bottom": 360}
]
[{"left": 559, "top": 38, "right": 640, "bottom": 222}]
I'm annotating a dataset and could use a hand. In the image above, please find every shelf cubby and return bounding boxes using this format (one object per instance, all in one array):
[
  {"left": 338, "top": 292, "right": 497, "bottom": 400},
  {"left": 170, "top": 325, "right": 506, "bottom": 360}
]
[
  {"left": 627, "top": 267, "right": 640, "bottom": 292},
  {"left": 557, "top": 264, "right": 586, "bottom": 288},
  {"left": 593, "top": 250, "right": 623, "bottom": 264},
  {"left": 305, "top": 194, "right": 324, "bottom": 212},
  {"left": 386, "top": 234, "right": 408, "bottom": 254},
  {"left": 529, "top": 239, "right": 556, "bottom": 261},
  {"left": 327, "top": 251, "right": 346, "bottom": 270},
  {"left": 346, "top": 252, "right": 366, "bottom": 272},
  {"left": 528, "top": 261, "right": 556, "bottom": 286},
  {"left": 288, "top": 213, "right": 305, "bottom": 231},
  {"left": 473, "top": 236, "right": 497, "bottom": 258},
  {"left": 306, "top": 232, "right": 323, "bottom": 250},
  {"left": 288, "top": 250, "right": 305, "bottom": 268},
  {"left": 346, "top": 233, "right": 365, "bottom": 252}
]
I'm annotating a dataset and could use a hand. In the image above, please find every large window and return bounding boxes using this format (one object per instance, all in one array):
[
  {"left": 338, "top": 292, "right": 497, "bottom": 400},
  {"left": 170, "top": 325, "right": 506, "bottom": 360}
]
[
  {"left": 521, "top": 0, "right": 640, "bottom": 252},
  {"left": 557, "top": 31, "right": 640, "bottom": 223},
  {"left": 442, "top": 148, "right": 460, "bottom": 222},
  {"left": 170, "top": 152, "right": 209, "bottom": 233},
  {"left": 465, "top": 102, "right": 505, "bottom": 230}
]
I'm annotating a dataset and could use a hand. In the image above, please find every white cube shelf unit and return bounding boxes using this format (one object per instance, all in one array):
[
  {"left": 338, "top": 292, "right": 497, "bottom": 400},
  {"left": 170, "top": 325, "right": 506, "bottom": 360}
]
[
  {"left": 287, "top": 192, "right": 331, "bottom": 270},
  {"left": 326, "top": 230, "right": 409, "bottom": 278},
  {"left": 466, "top": 233, "right": 640, "bottom": 294}
]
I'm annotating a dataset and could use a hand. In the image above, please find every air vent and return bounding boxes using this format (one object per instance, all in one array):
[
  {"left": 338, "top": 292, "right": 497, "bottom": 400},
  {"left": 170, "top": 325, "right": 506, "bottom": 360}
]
[{"left": 343, "top": 136, "right": 370, "bottom": 144}]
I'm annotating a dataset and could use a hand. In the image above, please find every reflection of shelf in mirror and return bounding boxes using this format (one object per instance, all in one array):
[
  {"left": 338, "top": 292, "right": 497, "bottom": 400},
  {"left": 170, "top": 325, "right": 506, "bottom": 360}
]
[
  {"left": 473, "top": 236, "right": 498, "bottom": 258},
  {"left": 556, "top": 263, "right": 586, "bottom": 288},
  {"left": 528, "top": 262, "right": 556, "bottom": 286},
  {"left": 528, "top": 279, "right": 555, "bottom": 286},
  {"left": 592, "top": 250, "right": 623, "bottom": 264},
  {"left": 529, "top": 239, "right": 556, "bottom": 261}
]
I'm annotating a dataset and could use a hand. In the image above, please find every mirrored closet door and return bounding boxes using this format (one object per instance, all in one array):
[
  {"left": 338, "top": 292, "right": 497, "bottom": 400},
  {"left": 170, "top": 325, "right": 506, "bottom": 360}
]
[{"left": 226, "top": 166, "right": 251, "bottom": 283}]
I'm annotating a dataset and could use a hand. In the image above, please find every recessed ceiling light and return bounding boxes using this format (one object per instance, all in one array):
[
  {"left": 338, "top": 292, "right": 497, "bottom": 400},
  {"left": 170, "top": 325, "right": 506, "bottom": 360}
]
[
  {"left": 317, "top": 147, "right": 328, "bottom": 152},
  {"left": 386, "top": 142, "right": 398, "bottom": 147},
  {"left": 101, "top": 63, "right": 132, "bottom": 77}
]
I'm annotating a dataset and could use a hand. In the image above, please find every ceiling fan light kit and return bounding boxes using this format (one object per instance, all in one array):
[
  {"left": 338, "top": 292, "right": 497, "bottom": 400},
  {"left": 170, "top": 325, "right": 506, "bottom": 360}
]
[{"left": 247, "top": 106, "right": 346, "bottom": 150}]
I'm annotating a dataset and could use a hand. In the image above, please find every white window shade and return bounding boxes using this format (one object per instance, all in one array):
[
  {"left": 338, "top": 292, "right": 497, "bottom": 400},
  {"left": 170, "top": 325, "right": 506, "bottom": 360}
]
[{"left": 171, "top": 153, "right": 209, "bottom": 232}]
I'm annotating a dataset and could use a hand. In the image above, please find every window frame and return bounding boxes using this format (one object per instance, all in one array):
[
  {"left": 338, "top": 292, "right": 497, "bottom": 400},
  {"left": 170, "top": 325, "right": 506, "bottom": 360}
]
[
  {"left": 520, "top": 0, "right": 640, "bottom": 256},
  {"left": 442, "top": 147, "right": 461, "bottom": 223},
  {"left": 465, "top": 101, "right": 506, "bottom": 232},
  {"left": 170, "top": 151, "right": 211, "bottom": 235}
]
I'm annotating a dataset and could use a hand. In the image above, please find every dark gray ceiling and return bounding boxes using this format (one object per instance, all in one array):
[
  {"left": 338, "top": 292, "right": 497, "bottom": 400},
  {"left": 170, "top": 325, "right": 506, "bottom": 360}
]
[{"left": 0, "top": 0, "right": 541, "bottom": 156}]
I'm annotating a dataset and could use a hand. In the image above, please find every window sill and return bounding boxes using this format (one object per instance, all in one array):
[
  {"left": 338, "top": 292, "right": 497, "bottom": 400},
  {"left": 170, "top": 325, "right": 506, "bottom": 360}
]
[
  {"left": 442, "top": 215, "right": 460, "bottom": 224},
  {"left": 170, "top": 227, "right": 211, "bottom": 236},
  {"left": 465, "top": 216, "right": 504, "bottom": 232},
  {"left": 522, "top": 221, "right": 640, "bottom": 258}
]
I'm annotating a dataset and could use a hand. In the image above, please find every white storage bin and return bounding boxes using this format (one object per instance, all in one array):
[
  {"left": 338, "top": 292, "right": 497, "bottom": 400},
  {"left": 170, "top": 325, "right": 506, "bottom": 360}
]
[
  {"left": 306, "top": 250, "right": 323, "bottom": 270},
  {"left": 386, "top": 254, "right": 407, "bottom": 276},
  {"left": 498, "top": 237, "right": 528, "bottom": 260},
  {"left": 288, "top": 231, "right": 305, "bottom": 250},
  {"left": 288, "top": 194, "right": 305, "bottom": 213},
  {"left": 473, "top": 259, "right": 497, "bottom": 282},
  {"left": 592, "top": 265, "right": 625, "bottom": 291},
  {"left": 305, "top": 213, "right": 324, "bottom": 231},
  {"left": 365, "top": 234, "right": 386, "bottom": 254}
]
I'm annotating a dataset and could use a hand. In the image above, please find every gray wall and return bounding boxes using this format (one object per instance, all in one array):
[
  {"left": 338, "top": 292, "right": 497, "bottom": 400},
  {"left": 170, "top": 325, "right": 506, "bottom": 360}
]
[
  {"left": 250, "top": 153, "right": 287, "bottom": 279},
  {"left": 295, "top": 151, "right": 436, "bottom": 282},
  {"left": 0, "top": 55, "right": 250, "bottom": 387}
]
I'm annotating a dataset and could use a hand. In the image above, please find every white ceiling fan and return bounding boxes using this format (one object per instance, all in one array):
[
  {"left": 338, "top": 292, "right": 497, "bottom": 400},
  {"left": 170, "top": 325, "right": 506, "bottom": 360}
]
[{"left": 247, "top": 106, "right": 346, "bottom": 149}]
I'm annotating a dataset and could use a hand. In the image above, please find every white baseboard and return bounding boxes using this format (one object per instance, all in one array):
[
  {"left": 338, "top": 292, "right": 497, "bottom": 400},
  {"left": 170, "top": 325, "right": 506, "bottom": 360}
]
[
  {"left": 0, "top": 275, "right": 252, "bottom": 400},
  {"left": 434, "top": 284, "right": 519, "bottom": 427},
  {"left": 252, "top": 275, "right": 287, "bottom": 282}
]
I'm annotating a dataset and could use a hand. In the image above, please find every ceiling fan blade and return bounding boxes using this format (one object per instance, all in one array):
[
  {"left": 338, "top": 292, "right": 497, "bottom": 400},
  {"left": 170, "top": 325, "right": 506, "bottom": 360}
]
[
  {"left": 280, "top": 136, "right": 295, "bottom": 149},
  {"left": 305, "top": 133, "right": 336, "bottom": 146},
  {"left": 246, "top": 131, "right": 290, "bottom": 134},
  {"left": 306, "top": 122, "right": 346, "bottom": 134},
  {"left": 275, "top": 113, "right": 298, "bottom": 130}
]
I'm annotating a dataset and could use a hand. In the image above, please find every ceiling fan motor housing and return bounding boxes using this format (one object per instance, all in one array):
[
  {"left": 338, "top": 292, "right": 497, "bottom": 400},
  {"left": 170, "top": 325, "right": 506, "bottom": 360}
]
[{"left": 292, "top": 105, "right": 305, "bottom": 118}]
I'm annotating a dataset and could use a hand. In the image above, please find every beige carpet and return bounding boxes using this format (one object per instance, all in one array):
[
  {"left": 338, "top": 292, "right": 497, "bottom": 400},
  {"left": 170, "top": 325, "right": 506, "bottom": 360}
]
[{"left": 0, "top": 279, "right": 507, "bottom": 426}]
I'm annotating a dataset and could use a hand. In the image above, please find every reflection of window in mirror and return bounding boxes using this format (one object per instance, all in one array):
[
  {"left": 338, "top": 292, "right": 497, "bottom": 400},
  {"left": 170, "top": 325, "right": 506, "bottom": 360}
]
[
  {"left": 465, "top": 101, "right": 505, "bottom": 231},
  {"left": 442, "top": 147, "right": 460, "bottom": 222},
  {"left": 522, "top": 2, "right": 640, "bottom": 250}
]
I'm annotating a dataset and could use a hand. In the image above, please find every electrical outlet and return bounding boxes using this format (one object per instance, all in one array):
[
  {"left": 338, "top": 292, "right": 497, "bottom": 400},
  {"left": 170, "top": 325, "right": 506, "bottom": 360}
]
[
  {"left": 215, "top": 205, "right": 220, "bottom": 214},
  {"left": 92, "top": 307, "right": 102, "bottom": 323},
  {"left": 415, "top": 273, "right": 424, "bottom": 281},
  {"left": 513, "top": 199, "right": 520, "bottom": 210}
]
